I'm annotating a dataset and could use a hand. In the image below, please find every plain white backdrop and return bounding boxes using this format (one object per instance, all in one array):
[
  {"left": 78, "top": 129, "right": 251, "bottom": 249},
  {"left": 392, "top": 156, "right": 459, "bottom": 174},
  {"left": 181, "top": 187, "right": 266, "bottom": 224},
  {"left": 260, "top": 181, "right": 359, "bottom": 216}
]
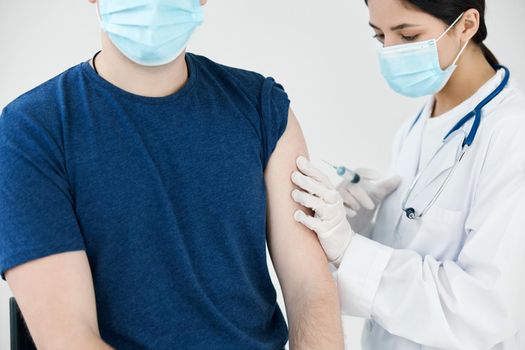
[{"left": 0, "top": 0, "right": 524, "bottom": 348}]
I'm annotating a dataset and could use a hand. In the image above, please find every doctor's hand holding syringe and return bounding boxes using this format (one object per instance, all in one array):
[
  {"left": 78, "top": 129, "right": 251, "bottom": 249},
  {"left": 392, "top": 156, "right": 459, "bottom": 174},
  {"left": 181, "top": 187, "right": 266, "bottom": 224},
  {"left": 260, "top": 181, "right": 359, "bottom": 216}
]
[{"left": 321, "top": 159, "right": 401, "bottom": 240}]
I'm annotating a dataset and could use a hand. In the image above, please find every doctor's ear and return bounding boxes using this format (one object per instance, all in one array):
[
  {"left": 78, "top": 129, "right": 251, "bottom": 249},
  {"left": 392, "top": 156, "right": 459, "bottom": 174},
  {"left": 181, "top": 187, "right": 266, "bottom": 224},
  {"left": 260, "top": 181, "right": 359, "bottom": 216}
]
[
  {"left": 455, "top": 9, "right": 481, "bottom": 42},
  {"left": 87, "top": 0, "right": 96, "bottom": 3}
]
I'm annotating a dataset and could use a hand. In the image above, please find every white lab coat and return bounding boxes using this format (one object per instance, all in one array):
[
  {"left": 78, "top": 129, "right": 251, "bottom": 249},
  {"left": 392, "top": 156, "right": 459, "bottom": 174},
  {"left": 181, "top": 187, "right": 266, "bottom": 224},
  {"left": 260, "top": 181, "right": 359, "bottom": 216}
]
[{"left": 336, "top": 68, "right": 525, "bottom": 350}]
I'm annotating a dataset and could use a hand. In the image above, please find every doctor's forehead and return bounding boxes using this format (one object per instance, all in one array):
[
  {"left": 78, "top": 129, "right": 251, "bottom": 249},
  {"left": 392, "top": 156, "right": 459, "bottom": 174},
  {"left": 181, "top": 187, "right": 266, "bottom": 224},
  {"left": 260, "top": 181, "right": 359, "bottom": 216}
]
[{"left": 367, "top": 0, "right": 433, "bottom": 31}]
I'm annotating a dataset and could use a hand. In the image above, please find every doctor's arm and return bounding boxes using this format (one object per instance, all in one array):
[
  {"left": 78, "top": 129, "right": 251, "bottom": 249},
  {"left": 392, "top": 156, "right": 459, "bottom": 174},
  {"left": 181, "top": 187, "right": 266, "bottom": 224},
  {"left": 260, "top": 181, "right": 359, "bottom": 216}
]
[
  {"left": 336, "top": 118, "right": 525, "bottom": 349},
  {"left": 265, "top": 109, "right": 344, "bottom": 349}
]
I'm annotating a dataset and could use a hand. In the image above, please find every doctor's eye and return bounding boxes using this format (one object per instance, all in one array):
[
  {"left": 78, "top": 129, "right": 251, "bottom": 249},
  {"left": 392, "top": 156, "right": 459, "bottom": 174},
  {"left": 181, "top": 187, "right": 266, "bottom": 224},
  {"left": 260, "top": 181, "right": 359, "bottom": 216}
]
[
  {"left": 373, "top": 33, "right": 385, "bottom": 43},
  {"left": 401, "top": 34, "right": 419, "bottom": 42}
]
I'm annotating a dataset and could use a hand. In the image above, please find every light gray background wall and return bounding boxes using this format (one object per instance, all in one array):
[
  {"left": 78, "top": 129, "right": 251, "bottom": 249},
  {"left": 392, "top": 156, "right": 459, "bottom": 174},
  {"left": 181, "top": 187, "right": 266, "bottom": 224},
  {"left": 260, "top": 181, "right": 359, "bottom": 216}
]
[{"left": 0, "top": 0, "right": 524, "bottom": 348}]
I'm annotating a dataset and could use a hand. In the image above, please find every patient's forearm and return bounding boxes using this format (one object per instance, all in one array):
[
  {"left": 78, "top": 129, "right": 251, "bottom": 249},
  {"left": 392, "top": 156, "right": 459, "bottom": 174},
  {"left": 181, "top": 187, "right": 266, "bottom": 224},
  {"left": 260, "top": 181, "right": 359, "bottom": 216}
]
[{"left": 287, "top": 282, "right": 344, "bottom": 349}]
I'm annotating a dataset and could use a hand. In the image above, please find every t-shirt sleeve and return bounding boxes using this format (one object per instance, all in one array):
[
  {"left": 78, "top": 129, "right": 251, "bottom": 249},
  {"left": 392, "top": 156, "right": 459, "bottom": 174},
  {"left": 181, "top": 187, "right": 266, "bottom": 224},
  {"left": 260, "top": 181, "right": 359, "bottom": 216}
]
[
  {"left": 259, "top": 77, "right": 291, "bottom": 170},
  {"left": 0, "top": 107, "right": 86, "bottom": 281}
]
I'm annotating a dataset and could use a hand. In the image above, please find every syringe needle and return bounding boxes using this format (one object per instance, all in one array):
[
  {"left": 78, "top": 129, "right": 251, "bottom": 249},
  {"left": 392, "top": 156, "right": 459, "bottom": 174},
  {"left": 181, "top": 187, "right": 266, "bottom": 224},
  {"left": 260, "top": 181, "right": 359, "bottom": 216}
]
[{"left": 322, "top": 159, "right": 337, "bottom": 169}]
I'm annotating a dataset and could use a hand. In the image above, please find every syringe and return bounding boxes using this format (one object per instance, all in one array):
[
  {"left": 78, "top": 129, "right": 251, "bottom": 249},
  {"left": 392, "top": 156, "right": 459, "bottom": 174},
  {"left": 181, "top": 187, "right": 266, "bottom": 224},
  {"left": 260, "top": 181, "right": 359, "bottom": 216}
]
[{"left": 323, "top": 160, "right": 361, "bottom": 184}]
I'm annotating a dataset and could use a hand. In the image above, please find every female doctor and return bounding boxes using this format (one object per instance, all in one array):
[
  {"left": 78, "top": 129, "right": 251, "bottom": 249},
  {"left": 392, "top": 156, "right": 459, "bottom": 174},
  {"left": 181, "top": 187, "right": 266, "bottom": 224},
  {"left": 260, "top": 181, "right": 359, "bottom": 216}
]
[{"left": 290, "top": 0, "right": 525, "bottom": 349}]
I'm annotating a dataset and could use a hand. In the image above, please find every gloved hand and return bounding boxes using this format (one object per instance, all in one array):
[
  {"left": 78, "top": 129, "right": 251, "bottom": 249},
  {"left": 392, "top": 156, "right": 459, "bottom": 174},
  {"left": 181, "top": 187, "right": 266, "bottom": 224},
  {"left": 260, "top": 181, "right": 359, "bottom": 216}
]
[
  {"left": 291, "top": 156, "right": 354, "bottom": 267},
  {"left": 337, "top": 169, "right": 402, "bottom": 235}
]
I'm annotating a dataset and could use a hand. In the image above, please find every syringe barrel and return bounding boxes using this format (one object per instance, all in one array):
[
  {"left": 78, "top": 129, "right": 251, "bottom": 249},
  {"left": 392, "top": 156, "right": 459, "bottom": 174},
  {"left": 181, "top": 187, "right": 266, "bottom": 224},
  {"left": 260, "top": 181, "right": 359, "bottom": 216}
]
[{"left": 341, "top": 168, "right": 360, "bottom": 184}]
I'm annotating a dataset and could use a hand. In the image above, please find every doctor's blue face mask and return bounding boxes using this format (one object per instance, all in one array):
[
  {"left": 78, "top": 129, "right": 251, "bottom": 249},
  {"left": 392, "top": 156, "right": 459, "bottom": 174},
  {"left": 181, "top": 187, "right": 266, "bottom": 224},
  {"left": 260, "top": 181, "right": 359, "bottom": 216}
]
[
  {"left": 378, "top": 12, "right": 469, "bottom": 98},
  {"left": 97, "top": 0, "right": 204, "bottom": 67}
]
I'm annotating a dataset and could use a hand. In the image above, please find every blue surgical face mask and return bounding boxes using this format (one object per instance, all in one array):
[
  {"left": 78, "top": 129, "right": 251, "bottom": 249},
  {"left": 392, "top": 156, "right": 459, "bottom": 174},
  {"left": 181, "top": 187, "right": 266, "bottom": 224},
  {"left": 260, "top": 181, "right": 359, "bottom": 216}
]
[
  {"left": 378, "top": 13, "right": 469, "bottom": 98},
  {"left": 98, "top": 0, "right": 204, "bottom": 67}
]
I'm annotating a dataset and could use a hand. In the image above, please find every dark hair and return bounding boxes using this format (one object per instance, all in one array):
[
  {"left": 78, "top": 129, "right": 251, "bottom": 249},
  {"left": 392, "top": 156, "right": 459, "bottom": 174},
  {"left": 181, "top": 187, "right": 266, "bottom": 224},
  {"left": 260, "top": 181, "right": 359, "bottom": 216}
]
[{"left": 364, "top": 0, "right": 499, "bottom": 66}]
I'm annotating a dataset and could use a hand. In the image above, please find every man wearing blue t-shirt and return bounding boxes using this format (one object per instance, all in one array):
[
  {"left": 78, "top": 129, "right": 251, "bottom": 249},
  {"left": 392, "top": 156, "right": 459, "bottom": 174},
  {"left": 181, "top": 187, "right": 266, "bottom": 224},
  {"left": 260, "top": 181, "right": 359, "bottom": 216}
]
[{"left": 0, "top": 1, "right": 344, "bottom": 349}]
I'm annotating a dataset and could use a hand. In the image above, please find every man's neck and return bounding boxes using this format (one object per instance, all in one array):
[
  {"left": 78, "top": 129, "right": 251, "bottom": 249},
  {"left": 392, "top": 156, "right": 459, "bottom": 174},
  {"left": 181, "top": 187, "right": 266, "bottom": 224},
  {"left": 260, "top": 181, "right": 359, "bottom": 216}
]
[{"left": 90, "top": 33, "right": 189, "bottom": 98}]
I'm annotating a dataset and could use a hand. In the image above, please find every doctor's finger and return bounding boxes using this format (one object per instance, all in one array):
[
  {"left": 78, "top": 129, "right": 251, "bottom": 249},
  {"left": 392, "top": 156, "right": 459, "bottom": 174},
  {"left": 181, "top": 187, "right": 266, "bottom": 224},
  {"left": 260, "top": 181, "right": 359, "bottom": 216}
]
[
  {"left": 298, "top": 190, "right": 341, "bottom": 220},
  {"left": 344, "top": 206, "right": 358, "bottom": 218},
  {"left": 349, "top": 185, "right": 375, "bottom": 210},
  {"left": 292, "top": 189, "right": 333, "bottom": 219},
  {"left": 336, "top": 177, "right": 353, "bottom": 192},
  {"left": 296, "top": 156, "right": 334, "bottom": 189},
  {"left": 339, "top": 188, "right": 361, "bottom": 212},
  {"left": 291, "top": 172, "right": 334, "bottom": 203},
  {"left": 294, "top": 209, "right": 322, "bottom": 233}
]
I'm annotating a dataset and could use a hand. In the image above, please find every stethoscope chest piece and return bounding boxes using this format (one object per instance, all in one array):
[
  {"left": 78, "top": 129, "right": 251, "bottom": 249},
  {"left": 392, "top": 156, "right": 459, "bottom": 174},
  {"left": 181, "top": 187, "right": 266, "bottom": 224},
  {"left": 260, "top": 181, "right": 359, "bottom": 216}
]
[{"left": 404, "top": 208, "right": 417, "bottom": 220}]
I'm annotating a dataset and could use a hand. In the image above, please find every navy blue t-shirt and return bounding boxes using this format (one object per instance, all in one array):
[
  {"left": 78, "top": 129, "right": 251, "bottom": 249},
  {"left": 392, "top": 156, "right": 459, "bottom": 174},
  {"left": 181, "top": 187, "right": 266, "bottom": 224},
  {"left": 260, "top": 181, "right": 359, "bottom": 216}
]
[{"left": 0, "top": 53, "right": 290, "bottom": 349}]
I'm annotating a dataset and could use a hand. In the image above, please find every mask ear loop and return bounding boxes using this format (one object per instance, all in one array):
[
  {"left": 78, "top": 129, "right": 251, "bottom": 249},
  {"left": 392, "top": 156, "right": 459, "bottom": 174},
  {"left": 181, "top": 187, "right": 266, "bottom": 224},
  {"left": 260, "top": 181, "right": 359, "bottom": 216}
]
[
  {"left": 436, "top": 12, "right": 465, "bottom": 42},
  {"left": 451, "top": 39, "right": 470, "bottom": 65},
  {"left": 95, "top": 1, "right": 104, "bottom": 24},
  {"left": 436, "top": 12, "right": 469, "bottom": 67}
]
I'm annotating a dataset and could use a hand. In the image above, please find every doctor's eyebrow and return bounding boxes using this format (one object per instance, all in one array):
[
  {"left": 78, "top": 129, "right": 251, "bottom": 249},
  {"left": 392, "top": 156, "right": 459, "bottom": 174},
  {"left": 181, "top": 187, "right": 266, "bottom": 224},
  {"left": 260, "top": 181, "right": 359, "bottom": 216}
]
[{"left": 368, "top": 22, "right": 421, "bottom": 31}]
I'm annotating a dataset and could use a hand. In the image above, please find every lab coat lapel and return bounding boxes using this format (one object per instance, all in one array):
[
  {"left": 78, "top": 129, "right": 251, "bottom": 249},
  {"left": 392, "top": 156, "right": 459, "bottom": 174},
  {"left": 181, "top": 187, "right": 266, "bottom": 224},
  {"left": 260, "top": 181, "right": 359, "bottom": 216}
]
[{"left": 394, "top": 109, "right": 428, "bottom": 205}]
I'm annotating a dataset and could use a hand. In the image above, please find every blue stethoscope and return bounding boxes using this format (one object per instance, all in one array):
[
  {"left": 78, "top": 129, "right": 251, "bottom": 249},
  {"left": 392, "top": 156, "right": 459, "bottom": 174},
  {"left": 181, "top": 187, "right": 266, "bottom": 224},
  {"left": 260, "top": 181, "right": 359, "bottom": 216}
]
[{"left": 401, "top": 65, "right": 510, "bottom": 220}]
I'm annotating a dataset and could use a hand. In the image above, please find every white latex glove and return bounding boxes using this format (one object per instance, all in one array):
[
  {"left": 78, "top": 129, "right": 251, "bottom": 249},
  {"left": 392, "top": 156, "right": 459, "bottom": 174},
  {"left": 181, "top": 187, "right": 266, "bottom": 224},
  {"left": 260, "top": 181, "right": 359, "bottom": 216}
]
[
  {"left": 337, "top": 169, "right": 402, "bottom": 235},
  {"left": 291, "top": 156, "right": 354, "bottom": 267}
]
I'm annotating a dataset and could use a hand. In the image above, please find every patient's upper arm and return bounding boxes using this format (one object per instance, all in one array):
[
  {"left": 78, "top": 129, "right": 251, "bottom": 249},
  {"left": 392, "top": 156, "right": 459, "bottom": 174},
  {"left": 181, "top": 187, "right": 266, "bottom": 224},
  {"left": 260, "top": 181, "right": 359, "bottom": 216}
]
[
  {"left": 0, "top": 107, "right": 103, "bottom": 348},
  {"left": 264, "top": 109, "right": 334, "bottom": 301},
  {"left": 5, "top": 250, "right": 101, "bottom": 349}
]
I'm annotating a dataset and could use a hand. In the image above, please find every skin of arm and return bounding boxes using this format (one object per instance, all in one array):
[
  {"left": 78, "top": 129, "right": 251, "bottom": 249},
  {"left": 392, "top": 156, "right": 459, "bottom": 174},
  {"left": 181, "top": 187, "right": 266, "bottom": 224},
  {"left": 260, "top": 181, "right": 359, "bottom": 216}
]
[
  {"left": 5, "top": 251, "right": 113, "bottom": 350},
  {"left": 265, "top": 109, "right": 344, "bottom": 349}
]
